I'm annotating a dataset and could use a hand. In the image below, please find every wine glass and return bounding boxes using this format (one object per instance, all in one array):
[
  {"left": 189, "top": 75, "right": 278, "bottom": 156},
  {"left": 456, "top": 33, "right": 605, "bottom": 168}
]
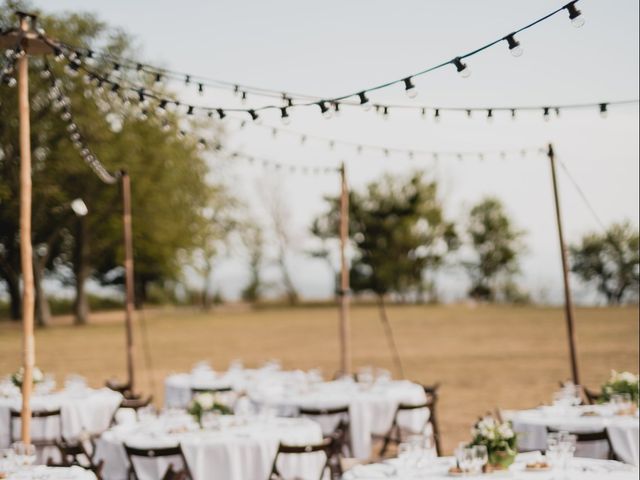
[{"left": 472, "top": 445, "right": 488, "bottom": 473}]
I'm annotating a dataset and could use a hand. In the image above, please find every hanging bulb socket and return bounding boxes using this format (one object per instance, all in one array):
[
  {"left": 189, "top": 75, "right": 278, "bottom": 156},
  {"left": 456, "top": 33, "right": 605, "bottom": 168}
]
[
  {"left": 280, "top": 107, "right": 290, "bottom": 125},
  {"left": 403, "top": 77, "right": 417, "bottom": 98},
  {"left": 434, "top": 109, "right": 441, "bottom": 122},
  {"left": 566, "top": 2, "right": 585, "bottom": 27},
  {"left": 318, "top": 101, "right": 332, "bottom": 119},
  {"left": 599, "top": 103, "right": 608, "bottom": 118},
  {"left": 453, "top": 57, "right": 471, "bottom": 78},
  {"left": 198, "top": 83, "right": 204, "bottom": 95},
  {"left": 154, "top": 72, "right": 162, "bottom": 83},
  {"left": 358, "top": 91, "right": 371, "bottom": 110},
  {"left": 217, "top": 108, "right": 226, "bottom": 120},
  {"left": 543, "top": 107, "right": 550, "bottom": 121},
  {"left": 187, "top": 105, "right": 194, "bottom": 115},
  {"left": 505, "top": 34, "right": 523, "bottom": 57},
  {"left": 487, "top": 109, "right": 493, "bottom": 122},
  {"left": 249, "top": 109, "right": 260, "bottom": 122}
]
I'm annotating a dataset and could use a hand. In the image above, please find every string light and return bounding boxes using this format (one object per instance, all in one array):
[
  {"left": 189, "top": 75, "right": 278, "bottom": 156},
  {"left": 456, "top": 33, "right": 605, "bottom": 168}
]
[
  {"left": 599, "top": 103, "right": 608, "bottom": 118},
  {"left": 543, "top": 107, "right": 550, "bottom": 121},
  {"left": 453, "top": 57, "right": 471, "bottom": 78},
  {"left": 49, "top": 0, "right": 591, "bottom": 122},
  {"left": 566, "top": 1, "right": 585, "bottom": 28},
  {"left": 318, "top": 101, "right": 332, "bottom": 119},
  {"left": 280, "top": 107, "right": 290, "bottom": 125},
  {"left": 487, "top": 109, "right": 494, "bottom": 123},
  {"left": 358, "top": 91, "right": 371, "bottom": 111},
  {"left": 217, "top": 108, "right": 226, "bottom": 120},
  {"left": 403, "top": 77, "right": 417, "bottom": 98},
  {"left": 505, "top": 34, "right": 523, "bottom": 57}
]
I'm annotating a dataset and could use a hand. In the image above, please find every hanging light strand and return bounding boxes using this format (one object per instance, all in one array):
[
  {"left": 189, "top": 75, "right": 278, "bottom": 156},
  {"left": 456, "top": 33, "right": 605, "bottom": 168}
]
[
  {"left": 40, "top": 61, "right": 118, "bottom": 184},
  {"left": 38, "top": 1, "right": 591, "bottom": 120}
]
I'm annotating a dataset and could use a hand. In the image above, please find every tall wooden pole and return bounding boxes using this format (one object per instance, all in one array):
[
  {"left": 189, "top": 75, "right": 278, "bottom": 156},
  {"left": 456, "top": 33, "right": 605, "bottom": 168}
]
[
  {"left": 547, "top": 143, "right": 580, "bottom": 386},
  {"left": 338, "top": 163, "right": 352, "bottom": 375},
  {"left": 17, "top": 14, "right": 35, "bottom": 445},
  {"left": 121, "top": 171, "right": 136, "bottom": 394}
]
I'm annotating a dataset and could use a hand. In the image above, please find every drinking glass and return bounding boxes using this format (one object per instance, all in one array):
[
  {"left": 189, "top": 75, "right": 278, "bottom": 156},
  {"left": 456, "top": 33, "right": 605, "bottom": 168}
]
[
  {"left": 472, "top": 445, "right": 488, "bottom": 473},
  {"left": 398, "top": 442, "right": 413, "bottom": 467},
  {"left": 201, "top": 411, "right": 221, "bottom": 430},
  {"left": 12, "top": 442, "right": 36, "bottom": 467}
]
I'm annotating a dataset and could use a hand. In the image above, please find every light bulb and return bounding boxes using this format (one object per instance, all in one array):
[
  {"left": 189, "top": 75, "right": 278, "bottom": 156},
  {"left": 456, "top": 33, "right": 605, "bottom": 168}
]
[
  {"left": 403, "top": 77, "right": 418, "bottom": 98},
  {"left": 453, "top": 57, "right": 471, "bottom": 78},
  {"left": 566, "top": 2, "right": 585, "bottom": 28},
  {"left": 434, "top": 109, "right": 441, "bottom": 123},
  {"left": 7, "top": 77, "right": 16, "bottom": 88},
  {"left": 506, "top": 34, "right": 523, "bottom": 57},
  {"left": 358, "top": 91, "right": 371, "bottom": 111},
  {"left": 599, "top": 103, "right": 608, "bottom": 119},
  {"left": 571, "top": 16, "right": 585, "bottom": 28}
]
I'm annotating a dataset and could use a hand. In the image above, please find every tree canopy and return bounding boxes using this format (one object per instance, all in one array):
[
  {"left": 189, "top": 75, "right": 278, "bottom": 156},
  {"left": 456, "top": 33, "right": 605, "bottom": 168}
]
[
  {"left": 0, "top": 1, "right": 229, "bottom": 323},
  {"left": 570, "top": 221, "right": 640, "bottom": 305},
  {"left": 312, "top": 171, "right": 458, "bottom": 300},
  {"left": 465, "top": 196, "right": 526, "bottom": 301}
]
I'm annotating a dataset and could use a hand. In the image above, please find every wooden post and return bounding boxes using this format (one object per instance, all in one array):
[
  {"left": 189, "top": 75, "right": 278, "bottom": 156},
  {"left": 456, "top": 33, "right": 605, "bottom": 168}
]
[
  {"left": 17, "top": 13, "right": 35, "bottom": 444},
  {"left": 547, "top": 143, "right": 580, "bottom": 385},
  {"left": 338, "top": 163, "right": 352, "bottom": 375},
  {"left": 121, "top": 171, "right": 136, "bottom": 394}
]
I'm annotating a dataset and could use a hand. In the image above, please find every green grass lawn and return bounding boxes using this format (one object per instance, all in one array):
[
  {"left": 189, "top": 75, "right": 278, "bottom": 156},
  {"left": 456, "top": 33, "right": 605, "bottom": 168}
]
[{"left": 0, "top": 303, "right": 637, "bottom": 454}]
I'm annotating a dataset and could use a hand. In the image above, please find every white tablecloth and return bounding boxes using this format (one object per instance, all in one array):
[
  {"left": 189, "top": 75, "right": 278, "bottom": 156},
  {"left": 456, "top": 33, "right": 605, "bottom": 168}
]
[
  {"left": 507, "top": 405, "right": 639, "bottom": 466},
  {"left": 164, "top": 367, "right": 316, "bottom": 409},
  {"left": 342, "top": 454, "right": 639, "bottom": 479},
  {"left": 94, "top": 414, "right": 324, "bottom": 480},
  {"left": 0, "top": 388, "right": 122, "bottom": 448},
  {"left": 250, "top": 378, "right": 429, "bottom": 459},
  {"left": 0, "top": 464, "right": 96, "bottom": 479}
]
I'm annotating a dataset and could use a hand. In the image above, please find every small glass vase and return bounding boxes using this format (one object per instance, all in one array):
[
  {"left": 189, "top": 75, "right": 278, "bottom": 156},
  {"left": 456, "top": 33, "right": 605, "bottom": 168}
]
[{"left": 488, "top": 448, "right": 516, "bottom": 470}]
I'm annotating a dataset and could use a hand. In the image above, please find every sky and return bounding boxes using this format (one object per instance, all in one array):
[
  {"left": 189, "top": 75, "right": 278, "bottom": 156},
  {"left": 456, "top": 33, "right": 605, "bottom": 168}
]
[{"left": 31, "top": 0, "right": 639, "bottom": 304}]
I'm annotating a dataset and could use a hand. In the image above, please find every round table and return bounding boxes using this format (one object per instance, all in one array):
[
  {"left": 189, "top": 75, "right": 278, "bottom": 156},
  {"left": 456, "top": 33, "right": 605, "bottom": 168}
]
[
  {"left": 342, "top": 453, "right": 639, "bottom": 479},
  {"left": 0, "top": 387, "right": 122, "bottom": 449},
  {"left": 249, "top": 378, "right": 429, "bottom": 460},
  {"left": 507, "top": 405, "right": 639, "bottom": 466},
  {"left": 94, "top": 413, "right": 324, "bottom": 480},
  {"left": 164, "top": 366, "right": 317, "bottom": 409},
  {"left": 0, "top": 464, "right": 96, "bottom": 479}
]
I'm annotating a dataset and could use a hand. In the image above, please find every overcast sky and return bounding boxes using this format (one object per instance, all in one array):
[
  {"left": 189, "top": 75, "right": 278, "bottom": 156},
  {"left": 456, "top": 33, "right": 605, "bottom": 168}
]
[{"left": 34, "top": 0, "right": 639, "bottom": 304}]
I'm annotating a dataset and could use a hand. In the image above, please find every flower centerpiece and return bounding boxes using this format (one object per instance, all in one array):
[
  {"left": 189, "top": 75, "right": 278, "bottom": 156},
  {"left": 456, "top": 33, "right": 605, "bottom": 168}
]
[
  {"left": 601, "top": 370, "right": 639, "bottom": 405},
  {"left": 187, "top": 392, "right": 232, "bottom": 426},
  {"left": 469, "top": 415, "right": 518, "bottom": 470},
  {"left": 11, "top": 367, "right": 44, "bottom": 389}
]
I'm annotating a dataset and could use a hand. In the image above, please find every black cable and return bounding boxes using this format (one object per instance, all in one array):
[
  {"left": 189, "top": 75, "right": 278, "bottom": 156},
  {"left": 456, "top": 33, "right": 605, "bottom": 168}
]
[
  {"left": 557, "top": 158, "right": 608, "bottom": 232},
  {"left": 43, "top": 1, "right": 591, "bottom": 117}
]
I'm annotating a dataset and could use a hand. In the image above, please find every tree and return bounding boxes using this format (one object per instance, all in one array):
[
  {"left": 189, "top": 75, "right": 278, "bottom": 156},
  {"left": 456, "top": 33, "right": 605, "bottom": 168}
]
[
  {"left": 465, "top": 197, "right": 526, "bottom": 302},
  {"left": 262, "top": 184, "right": 299, "bottom": 304},
  {"left": 0, "top": 2, "right": 226, "bottom": 323},
  {"left": 312, "top": 171, "right": 458, "bottom": 377},
  {"left": 240, "top": 222, "right": 265, "bottom": 303},
  {"left": 313, "top": 171, "right": 458, "bottom": 300},
  {"left": 570, "top": 221, "right": 640, "bottom": 305}
]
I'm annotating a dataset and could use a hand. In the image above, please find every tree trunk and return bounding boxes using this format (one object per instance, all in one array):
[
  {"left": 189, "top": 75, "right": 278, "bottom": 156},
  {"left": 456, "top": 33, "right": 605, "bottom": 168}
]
[
  {"left": 377, "top": 295, "right": 405, "bottom": 379},
  {"left": 33, "top": 254, "right": 51, "bottom": 327},
  {"left": 4, "top": 267, "right": 22, "bottom": 321},
  {"left": 278, "top": 247, "right": 298, "bottom": 305},
  {"left": 134, "top": 278, "right": 146, "bottom": 309},
  {"left": 73, "top": 218, "right": 91, "bottom": 325}
]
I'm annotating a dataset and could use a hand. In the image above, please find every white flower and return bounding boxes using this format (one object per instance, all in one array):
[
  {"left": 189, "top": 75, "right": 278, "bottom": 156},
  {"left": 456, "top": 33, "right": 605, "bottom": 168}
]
[
  {"left": 195, "top": 393, "right": 215, "bottom": 411},
  {"left": 619, "top": 372, "right": 638, "bottom": 384},
  {"left": 498, "top": 422, "right": 514, "bottom": 439},
  {"left": 32, "top": 367, "right": 44, "bottom": 383}
]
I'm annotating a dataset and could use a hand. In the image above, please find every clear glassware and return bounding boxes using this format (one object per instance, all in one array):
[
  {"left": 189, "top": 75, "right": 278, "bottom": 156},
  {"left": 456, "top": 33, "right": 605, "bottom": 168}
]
[
  {"left": 12, "top": 442, "right": 36, "bottom": 467},
  {"left": 398, "top": 442, "right": 413, "bottom": 467},
  {"left": 472, "top": 445, "right": 488, "bottom": 473}
]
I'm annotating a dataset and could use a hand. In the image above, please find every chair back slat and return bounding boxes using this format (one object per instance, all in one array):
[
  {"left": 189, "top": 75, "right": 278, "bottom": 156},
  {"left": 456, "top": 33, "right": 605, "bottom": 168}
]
[
  {"left": 269, "top": 438, "right": 333, "bottom": 480},
  {"left": 124, "top": 443, "right": 193, "bottom": 480}
]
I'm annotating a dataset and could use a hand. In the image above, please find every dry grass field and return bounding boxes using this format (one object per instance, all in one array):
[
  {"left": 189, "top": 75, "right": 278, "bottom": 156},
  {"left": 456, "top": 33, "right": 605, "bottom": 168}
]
[{"left": 0, "top": 304, "right": 637, "bottom": 454}]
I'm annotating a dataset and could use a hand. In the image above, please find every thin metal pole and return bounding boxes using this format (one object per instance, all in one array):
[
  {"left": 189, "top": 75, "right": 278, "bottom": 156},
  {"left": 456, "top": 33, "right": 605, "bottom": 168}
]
[
  {"left": 17, "top": 13, "right": 34, "bottom": 444},
  {"left": 121, "top": 171, "right": 136, "bottom": 394},
  {"left": 338, "top": 163, "right": 352, "bottom": 375},
  {"left": 547, "top": 143, "right": 580, "bottom": 385}
]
